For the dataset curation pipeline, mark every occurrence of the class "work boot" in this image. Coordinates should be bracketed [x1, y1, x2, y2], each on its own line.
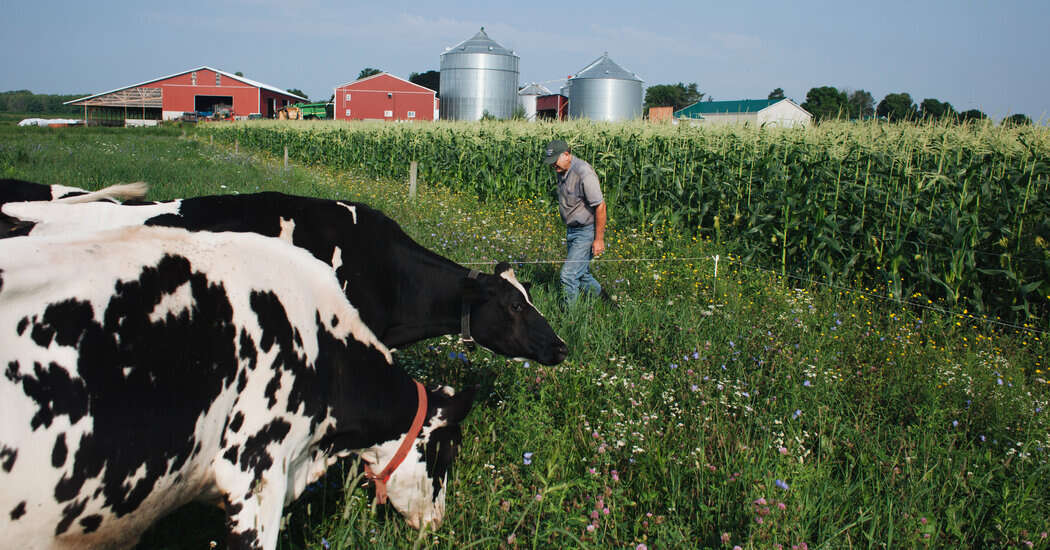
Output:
[599, 289, 619, 309]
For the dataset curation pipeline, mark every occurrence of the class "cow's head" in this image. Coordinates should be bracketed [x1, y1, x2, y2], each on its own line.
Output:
[384, 385, 477, 530]
[463, 262, 568, 365]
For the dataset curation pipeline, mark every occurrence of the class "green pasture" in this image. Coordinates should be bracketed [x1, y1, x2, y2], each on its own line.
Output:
[1, 124, 1048, 549]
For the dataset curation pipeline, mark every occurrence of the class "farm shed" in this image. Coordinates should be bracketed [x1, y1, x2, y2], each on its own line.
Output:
[518, 83, 552, 122]
[333, 73, 438, 122]
[536, 94, 568, 121]
[65, 67, 305, 126]
[648, 106, 674, 122]
[674, 98, 812, 127]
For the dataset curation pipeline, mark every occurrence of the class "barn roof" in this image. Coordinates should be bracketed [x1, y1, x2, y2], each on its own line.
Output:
[65, 66, 307, 105]
[672, 98, 810, 118]
[334, 72, 437, 94]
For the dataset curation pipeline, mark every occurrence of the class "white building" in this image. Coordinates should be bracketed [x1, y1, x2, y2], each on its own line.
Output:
[674, 98, 812, 127]
[518, 83, 552, 121]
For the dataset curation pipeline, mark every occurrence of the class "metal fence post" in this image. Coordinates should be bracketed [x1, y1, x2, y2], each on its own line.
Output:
[284, 146, 289, 169]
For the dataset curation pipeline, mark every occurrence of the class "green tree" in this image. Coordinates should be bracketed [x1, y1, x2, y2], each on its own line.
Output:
[235, 71, 244, 77]
[409, 70, 440, 96]
[286, 89, 308, 100]
[767, 88, 785, 100]
[958, 109, 988, 122]
[919, 98, 954, 120]
[0, 90, 84, 115]
[801, 86, 848, 122]
[644, 82, 704, 112]
[877, 92, 917, 121]
[846, 89, 875, 119]
[1004, 113, 1032, 126]
[357, 67, 382, 80]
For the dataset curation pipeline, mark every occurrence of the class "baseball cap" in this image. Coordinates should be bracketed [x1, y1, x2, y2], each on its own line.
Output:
[542, 139, 569, 165]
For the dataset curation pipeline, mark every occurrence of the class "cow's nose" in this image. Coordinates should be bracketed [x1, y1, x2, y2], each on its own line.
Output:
[410, 515, 441, 531]
[550, 342, 569, 365]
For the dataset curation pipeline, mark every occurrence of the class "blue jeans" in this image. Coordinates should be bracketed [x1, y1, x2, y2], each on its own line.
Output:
[562, 224, 602, 304]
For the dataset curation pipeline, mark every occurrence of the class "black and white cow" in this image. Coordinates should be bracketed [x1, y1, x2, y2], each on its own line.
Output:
[0, 226, 476, 550]
[3, 191, 569, 364]
[0, 178, 147, 205]
[1, 179, 148, 237]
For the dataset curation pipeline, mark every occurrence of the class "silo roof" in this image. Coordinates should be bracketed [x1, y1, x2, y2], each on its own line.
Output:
[572, 53, 642, 81]
[444, 27, 516, 56]
[519, 83, 552, 96]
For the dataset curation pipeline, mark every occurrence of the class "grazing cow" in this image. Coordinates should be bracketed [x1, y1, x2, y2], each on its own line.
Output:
[0, 226, 476, 550]
[3, 192, 569, 365]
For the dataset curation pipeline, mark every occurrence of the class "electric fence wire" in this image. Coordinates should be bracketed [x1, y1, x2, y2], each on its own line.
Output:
[460, 254, 1049, 336]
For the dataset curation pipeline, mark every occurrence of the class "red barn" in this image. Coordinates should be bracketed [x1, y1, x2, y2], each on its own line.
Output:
[66, 66, 306, 126]
[537, 94, 568, 121]
[334, 73, 437, 122]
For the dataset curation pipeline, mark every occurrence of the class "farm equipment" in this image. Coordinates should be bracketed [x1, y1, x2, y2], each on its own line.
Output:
[278, 102, 332, 120]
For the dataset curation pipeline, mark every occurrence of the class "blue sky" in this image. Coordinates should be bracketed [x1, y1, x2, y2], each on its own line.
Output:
[3, 0, 1047, 121]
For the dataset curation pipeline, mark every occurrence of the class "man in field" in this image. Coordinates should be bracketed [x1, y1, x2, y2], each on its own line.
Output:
[543, 139, 611, 306]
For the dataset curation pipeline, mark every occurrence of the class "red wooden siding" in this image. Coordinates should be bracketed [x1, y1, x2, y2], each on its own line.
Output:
[334, 73, 436, 121]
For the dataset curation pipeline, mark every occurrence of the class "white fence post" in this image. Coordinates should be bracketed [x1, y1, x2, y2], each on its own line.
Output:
[409, 161, 418, 199]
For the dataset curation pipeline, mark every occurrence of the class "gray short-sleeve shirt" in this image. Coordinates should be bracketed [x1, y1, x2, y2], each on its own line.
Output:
[556, 157, 604, 227]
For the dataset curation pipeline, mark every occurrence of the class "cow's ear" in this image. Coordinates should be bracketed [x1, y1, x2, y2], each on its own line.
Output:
[444, 385, 478, 423]
[493, 261, 511, 275]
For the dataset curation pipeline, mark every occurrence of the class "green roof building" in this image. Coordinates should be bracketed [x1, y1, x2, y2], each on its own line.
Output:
[674, 98, 812, 127]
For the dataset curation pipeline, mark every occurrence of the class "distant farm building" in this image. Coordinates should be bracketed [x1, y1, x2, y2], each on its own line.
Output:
[648, 106, 674, 122]
[536, 94, 568, 121]
[65, 67, 305, 126]
[333, 73, 438, 122]
[439, 27, 520, 121]
[674, 99, 812, 127]
[518, 83, 552, 122]
[564, 53, 643, 121]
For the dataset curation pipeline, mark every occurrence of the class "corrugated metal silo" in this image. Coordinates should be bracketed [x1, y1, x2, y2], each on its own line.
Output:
[566, 53, 643, 121]
[518, 83, 551, 122]
[439, 27, 520, 120]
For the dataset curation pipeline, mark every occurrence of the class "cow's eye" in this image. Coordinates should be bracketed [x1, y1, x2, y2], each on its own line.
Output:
[511, 303, 524, 313]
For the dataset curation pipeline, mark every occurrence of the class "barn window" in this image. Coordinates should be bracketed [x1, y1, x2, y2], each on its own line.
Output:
[216, 73, 221, 86]
[345, 93, 351, 102]
[191, 72, 197, 85]
[384, 110, 393, 118]
[345, 109, 351, 117]
[407, 111, 416, 118]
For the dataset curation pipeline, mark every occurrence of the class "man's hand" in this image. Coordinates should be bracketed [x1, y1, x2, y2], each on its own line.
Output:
[592, 237, 605, 257]
[593, 202, 607, 257]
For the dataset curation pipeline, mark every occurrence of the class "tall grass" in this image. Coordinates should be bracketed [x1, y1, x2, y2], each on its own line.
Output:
[2, 125, 1048, 549]
[206, 119, 1050, 327]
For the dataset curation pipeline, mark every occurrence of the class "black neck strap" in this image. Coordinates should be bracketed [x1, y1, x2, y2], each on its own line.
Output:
[461, 270, 480, 350]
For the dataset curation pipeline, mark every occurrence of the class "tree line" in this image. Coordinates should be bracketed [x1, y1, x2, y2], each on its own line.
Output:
[0, 90, 86, 115]
[643, 82, 1033, 125]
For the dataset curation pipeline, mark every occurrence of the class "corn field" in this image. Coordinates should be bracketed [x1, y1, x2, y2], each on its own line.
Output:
[205, 119, 1050, 326]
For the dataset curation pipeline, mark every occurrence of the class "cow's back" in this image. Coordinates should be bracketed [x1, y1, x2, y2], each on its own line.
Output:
[0, 226, 390, 549]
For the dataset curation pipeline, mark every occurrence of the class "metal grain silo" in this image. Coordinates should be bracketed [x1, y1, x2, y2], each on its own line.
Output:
[439, 27, 519, 120]
[566, 53, 643, 121]
[518, 83, 551, 122]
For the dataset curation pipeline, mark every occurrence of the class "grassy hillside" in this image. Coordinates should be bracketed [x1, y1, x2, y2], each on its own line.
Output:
[1, 124, 1047, 549]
